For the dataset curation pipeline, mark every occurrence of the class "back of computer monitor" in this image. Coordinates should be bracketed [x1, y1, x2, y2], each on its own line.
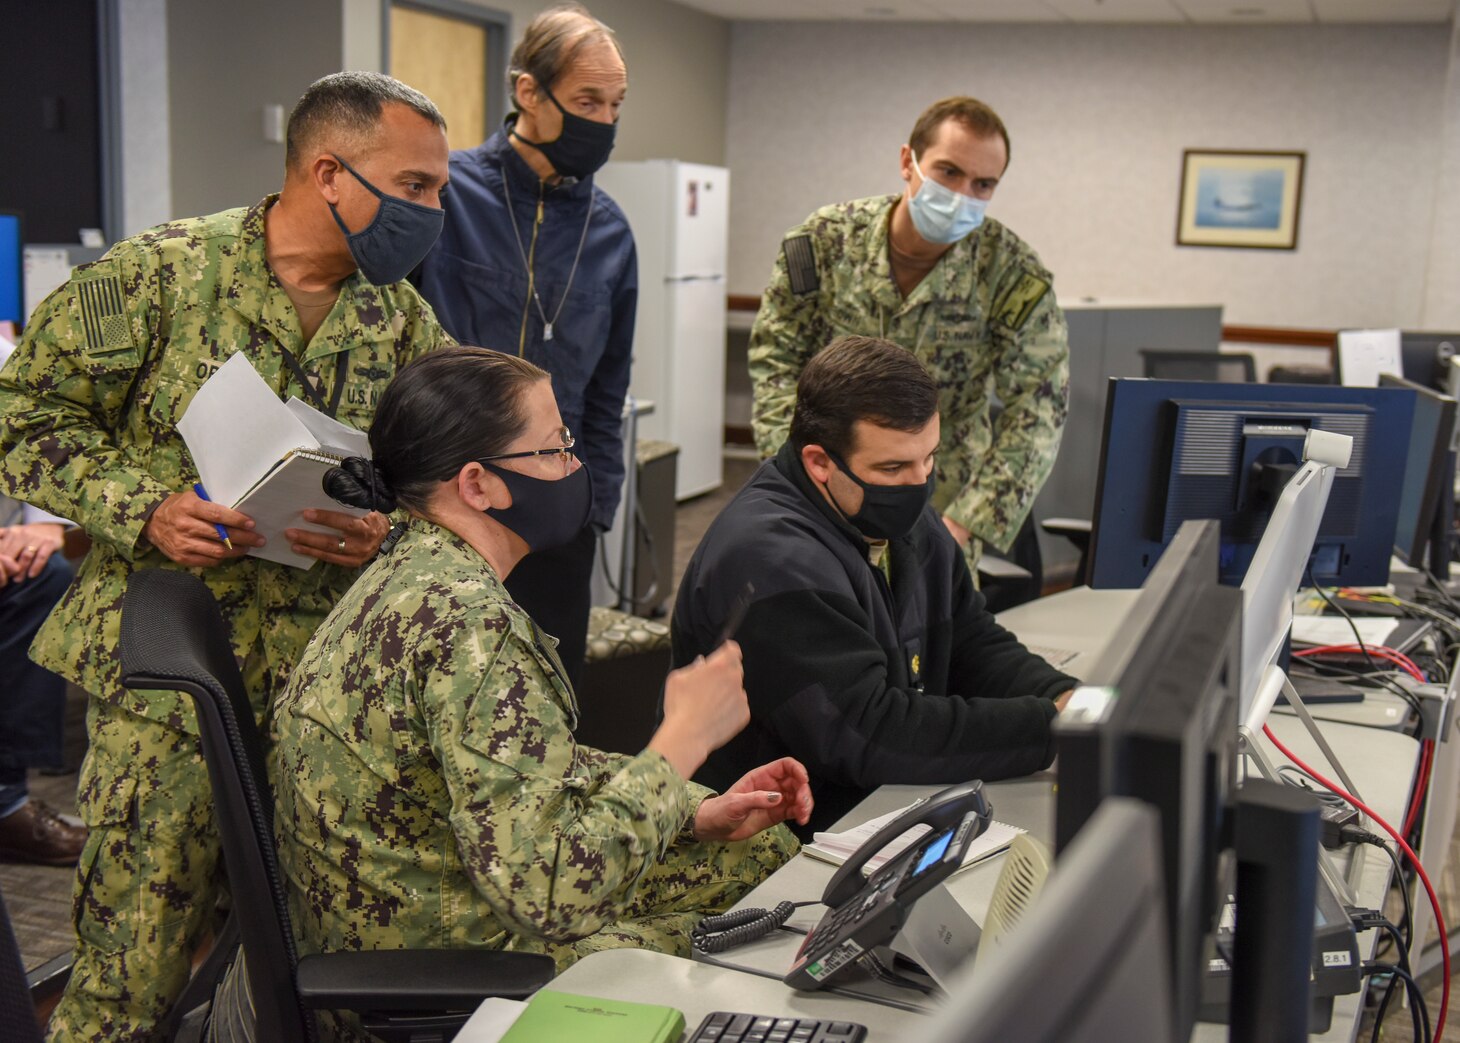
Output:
[1379, 373, 1456, 570]
[1054, 518, 1240, 1042]
[1088, 378, 1413, 590]
[1239, 458, 1335, 733]
[1401, 331, 1460, 391]
[924, 798, 1175, 1043]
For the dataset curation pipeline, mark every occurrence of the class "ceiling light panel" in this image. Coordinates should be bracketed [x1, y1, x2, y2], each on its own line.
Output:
[1172, 0, 1316, 22]
[921, 0, 1065, 19]
[1040, 0, 1187, 22]
[1311, 0, 1453, 22]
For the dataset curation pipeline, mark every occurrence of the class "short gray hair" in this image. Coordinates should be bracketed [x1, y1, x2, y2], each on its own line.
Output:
[507, 3, 622, 109]
[286, 72, 446, 170]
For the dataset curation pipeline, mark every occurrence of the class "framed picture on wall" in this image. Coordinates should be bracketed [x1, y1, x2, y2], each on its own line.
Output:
[1175, 150, 1306, 250]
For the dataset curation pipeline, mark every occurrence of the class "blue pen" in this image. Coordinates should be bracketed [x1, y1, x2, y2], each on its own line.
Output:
[192, 482, 234, 551]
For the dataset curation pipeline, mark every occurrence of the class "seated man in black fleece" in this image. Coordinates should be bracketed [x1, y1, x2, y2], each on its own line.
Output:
[672, 335, 1077, 836]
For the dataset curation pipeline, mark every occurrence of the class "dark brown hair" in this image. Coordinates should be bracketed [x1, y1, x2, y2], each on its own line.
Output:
[507, 3, 623, 109]
[325, 348, 547, 514]
[286, 71, 445, 172]
[788, 336, 940, 459]
[908, 96, 1010, 167]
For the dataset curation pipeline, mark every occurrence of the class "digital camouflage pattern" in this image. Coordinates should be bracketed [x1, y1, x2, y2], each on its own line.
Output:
[274, 519, 797, 1042]
[748, 195, 1070, 555]
[0, 196, 452, 1042]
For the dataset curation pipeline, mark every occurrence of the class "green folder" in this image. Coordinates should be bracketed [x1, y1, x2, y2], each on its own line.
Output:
[500, 990, 686, 1043]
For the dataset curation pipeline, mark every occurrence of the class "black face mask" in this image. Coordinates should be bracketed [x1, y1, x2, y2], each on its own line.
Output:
[328, 155, 444, 285]
[824, 449, 935, 542]
[483, 462, 593, 553]
[511, 89, 617, 180]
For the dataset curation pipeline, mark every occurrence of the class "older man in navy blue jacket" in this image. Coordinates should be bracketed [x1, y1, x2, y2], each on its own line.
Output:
[415, 4, 636, 684]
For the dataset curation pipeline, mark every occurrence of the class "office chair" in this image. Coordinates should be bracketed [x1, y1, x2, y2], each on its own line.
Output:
[1140, 349, 1257, 382]
[118, 569, 555, 1043]
[978, 513, 1044, 611]
[0, 881, 42, 1043]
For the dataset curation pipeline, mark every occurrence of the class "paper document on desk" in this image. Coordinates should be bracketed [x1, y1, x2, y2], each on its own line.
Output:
[1290, 616, 1399, 647]
[176, 353, 370, 570]
[804, 802, 1023, 877]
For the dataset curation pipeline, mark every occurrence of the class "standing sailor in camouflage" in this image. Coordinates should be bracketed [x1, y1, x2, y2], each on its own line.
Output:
[749, 96, 1069, 575]
[0, 73, 452, 1041]
[271, 349, 805, 1040]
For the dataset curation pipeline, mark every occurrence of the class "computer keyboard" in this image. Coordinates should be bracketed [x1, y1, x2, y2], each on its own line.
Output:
[688, 1011, 867, 1043]
[1026, 643, 1081, 670]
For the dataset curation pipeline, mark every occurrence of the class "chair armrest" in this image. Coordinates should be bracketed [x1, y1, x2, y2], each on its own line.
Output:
[296, 948, 555, 1011]
[1040, 517, 1092, 538]
[977, 554, 1033, 582]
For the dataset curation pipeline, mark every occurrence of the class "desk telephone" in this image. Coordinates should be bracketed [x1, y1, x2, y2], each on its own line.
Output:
[783, 780, 992, 991]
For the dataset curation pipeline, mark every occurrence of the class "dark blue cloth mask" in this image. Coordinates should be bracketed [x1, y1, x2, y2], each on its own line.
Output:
[328, 154, 444, 286]
[509, 91, 617, 180]
[483, 462, 593, 553]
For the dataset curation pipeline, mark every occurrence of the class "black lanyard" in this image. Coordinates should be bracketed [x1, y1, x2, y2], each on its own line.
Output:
[280, 348, 347, 419]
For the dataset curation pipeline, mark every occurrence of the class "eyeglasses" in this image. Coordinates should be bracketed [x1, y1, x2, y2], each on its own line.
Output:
[479, 427, 577, 477]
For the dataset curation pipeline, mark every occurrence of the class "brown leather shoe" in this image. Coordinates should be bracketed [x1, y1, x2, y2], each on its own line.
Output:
[0, 799, 87, 865]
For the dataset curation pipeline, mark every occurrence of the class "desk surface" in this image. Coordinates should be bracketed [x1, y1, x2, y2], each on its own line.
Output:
[546, 587, 1421, 1041]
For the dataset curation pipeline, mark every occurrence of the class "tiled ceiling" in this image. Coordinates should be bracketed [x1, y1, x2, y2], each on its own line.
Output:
[667, 0, 1454, 23]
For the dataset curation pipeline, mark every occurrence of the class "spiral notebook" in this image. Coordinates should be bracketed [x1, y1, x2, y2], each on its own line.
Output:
[230, 446, 368, 569]
[177, 353, 372, 569]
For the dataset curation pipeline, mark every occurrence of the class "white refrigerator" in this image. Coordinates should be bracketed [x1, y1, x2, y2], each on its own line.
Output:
[594, 159, 728, 500]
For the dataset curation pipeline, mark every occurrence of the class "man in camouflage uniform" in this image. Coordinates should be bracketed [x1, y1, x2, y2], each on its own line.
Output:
[749, 96, 1069, 572]
[0, 73, 452, 1040]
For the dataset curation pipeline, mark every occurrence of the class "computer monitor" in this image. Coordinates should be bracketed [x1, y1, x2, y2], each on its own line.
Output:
[0, 211, 21, 327]
[1400, 330, 1460, 392]
[1088, 378, 1415, 589]
[924, 798, 1175, 1043]
[1240, 452, 1342, 734]
[1054, 519, 1241, 1041]
[1380, 373, 1456, 576]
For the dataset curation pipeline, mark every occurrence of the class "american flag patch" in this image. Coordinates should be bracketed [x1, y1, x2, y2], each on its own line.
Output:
[77, 274, 133, 355]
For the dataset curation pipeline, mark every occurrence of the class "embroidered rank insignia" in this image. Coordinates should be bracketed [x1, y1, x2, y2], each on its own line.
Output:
[993, 271, 1051, 331]
[783, 235, 819, 296]
[76, 272, 134, 356]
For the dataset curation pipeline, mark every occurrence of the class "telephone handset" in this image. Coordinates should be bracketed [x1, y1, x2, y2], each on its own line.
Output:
[785, 780, 992, 991]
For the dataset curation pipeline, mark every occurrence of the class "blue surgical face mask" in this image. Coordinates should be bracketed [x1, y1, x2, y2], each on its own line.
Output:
[905, 151, 987, 245]
[328, 154, 445, 286]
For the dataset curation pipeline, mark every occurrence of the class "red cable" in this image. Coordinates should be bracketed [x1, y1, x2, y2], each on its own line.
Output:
[1262, 723, 1449, 1042]
[1403, 740, 1435, 841]
[1292, 644, 1427, 684]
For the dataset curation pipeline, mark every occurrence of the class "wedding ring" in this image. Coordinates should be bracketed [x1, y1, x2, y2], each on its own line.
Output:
[337, 538, 347, 553]
[24, 545, 36, 554]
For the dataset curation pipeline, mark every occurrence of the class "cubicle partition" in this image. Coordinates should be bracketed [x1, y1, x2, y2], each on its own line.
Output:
[1034, 302, 1224, 572]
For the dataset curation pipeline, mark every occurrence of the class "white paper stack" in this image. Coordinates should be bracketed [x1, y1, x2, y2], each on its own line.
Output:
[803, 801, 1024, 877]
[176, 353, 373, 570]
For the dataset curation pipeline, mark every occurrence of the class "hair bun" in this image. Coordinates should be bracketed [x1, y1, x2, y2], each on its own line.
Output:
[323, 456, 398, 513]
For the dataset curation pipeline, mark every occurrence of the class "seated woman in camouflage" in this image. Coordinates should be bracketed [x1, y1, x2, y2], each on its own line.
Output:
[271, 347, 808, 996]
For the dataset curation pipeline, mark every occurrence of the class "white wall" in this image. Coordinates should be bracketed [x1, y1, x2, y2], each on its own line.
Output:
[1422, 18, 1460, 328]
[726, 22, 1454, 329]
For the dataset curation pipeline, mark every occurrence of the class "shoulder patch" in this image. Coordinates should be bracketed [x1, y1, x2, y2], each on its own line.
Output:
[992, 270, 1051, 331]
[783, 235, 819, 296]
[75, 269, 135, 357]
